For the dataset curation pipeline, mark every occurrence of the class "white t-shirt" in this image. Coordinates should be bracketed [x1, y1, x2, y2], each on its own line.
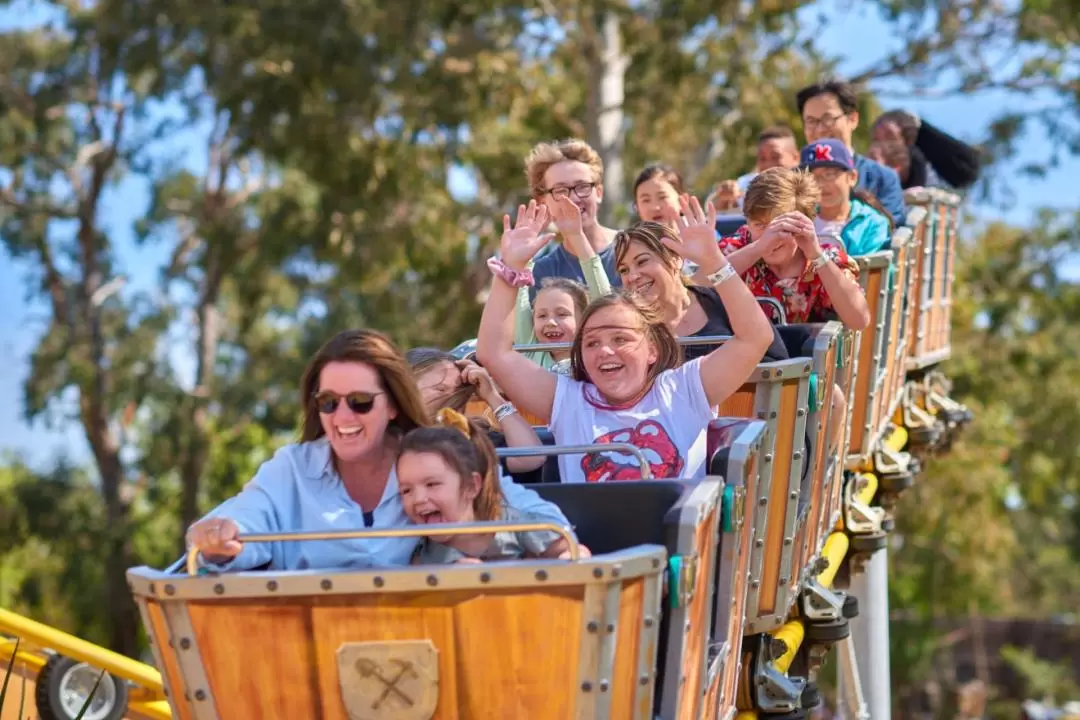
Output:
[814, 216, 847, 244]
[548, 358, 717, 483]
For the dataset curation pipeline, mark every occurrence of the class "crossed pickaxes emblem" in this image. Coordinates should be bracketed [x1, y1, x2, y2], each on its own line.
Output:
[337, 640, 439, 720]
[355, 658, 417, 709]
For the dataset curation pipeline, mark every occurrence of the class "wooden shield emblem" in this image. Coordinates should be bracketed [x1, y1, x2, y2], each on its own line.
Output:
[337, 640, 440, 720]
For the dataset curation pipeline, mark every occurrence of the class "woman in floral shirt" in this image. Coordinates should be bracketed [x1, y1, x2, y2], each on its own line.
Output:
[715, 167, 871, 330]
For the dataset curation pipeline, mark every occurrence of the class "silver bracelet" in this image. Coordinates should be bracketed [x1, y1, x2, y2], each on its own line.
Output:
[493, 402, 518, 422]
[706, 263, 737, 286]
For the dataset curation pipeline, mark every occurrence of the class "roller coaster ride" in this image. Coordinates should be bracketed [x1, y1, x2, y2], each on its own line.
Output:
[2, 187, 971, 719]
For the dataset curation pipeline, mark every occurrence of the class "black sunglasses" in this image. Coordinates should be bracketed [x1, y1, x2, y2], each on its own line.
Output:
[313, 390, 384, 415]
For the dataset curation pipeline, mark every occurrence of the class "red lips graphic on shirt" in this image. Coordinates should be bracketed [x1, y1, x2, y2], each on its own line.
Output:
[581, 420, 685, 482]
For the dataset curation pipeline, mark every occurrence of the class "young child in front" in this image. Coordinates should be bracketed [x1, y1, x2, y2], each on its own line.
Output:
[398, 408, 589, 564]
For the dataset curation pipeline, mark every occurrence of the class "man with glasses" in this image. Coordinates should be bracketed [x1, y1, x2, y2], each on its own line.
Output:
[522, 139, 622, 298]
[796, 79, 907, 224]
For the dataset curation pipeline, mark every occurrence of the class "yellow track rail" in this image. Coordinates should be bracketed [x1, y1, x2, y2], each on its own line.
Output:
[1, 608, 171, 719]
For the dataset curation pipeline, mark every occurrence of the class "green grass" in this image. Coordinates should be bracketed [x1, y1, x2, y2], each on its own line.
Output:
[1, 637, 107, 720]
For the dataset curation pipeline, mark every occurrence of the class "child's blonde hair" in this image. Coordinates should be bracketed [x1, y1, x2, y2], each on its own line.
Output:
[743, 166, 819, 223]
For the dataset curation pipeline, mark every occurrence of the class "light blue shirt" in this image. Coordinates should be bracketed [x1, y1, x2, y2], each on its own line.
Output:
[171, 437, 570, 573]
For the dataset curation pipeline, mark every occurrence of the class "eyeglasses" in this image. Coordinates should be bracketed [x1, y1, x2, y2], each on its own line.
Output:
[313, 390, 384, 415]
[803, 113, 847, 130]
[545, 182, 596, 201]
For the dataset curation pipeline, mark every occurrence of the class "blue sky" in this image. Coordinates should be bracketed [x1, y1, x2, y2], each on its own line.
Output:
[1, 1, 1077, 469]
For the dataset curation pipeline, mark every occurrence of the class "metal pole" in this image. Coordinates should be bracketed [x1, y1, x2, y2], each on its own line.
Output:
[849, 549, 892, 719]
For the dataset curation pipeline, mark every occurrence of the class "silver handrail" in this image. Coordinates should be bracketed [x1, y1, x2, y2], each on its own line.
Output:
[495, 442, 653, 480]
[757, 296, 787, 325]
[511, 334, 734, 353]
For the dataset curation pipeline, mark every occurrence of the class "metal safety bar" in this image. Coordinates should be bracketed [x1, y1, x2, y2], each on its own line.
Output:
[512, 334, 734, 353]
[495, 441, 654, 480]
[185, 521, 582, 575]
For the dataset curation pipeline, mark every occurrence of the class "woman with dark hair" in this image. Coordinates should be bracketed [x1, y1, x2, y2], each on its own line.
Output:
[183, 329, 565, 571]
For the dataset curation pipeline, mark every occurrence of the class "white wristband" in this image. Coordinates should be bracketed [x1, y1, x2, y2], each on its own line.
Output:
[706, 264, 737, 286]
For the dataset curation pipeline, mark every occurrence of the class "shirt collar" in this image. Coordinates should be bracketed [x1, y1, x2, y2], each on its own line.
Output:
[305, 436, 401, 510]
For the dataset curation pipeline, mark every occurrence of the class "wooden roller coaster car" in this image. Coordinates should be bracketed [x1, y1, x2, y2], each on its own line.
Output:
[126, 422, 768, 720]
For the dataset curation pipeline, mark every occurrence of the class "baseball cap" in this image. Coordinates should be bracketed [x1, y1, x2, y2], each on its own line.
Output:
[800, 138, 855, 171]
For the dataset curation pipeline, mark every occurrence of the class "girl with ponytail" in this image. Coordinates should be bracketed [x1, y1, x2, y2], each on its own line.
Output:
[397, 408, 589, 564]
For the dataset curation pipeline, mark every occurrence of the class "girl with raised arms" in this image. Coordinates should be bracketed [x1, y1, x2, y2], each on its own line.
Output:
[476, 199, 776, 484]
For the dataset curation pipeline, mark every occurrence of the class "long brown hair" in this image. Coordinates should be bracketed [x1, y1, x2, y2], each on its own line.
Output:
[299, 329, 431, 442]
[399, 409, 503, 522]
[570, 291, 683, 389]
[406, 347, 477, 412]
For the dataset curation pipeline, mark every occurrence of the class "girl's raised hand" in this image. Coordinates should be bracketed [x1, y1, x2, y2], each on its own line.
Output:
[661, 195, 725, 270]
[500, 200, 553, 270]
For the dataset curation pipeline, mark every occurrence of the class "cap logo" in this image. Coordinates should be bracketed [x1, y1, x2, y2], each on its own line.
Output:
[814, 144, 834, 161]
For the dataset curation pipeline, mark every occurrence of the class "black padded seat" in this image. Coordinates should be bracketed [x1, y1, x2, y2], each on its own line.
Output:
[776, 322, 825, 359]
[490, 428, 559, 485]
[525, 481, 692, 556]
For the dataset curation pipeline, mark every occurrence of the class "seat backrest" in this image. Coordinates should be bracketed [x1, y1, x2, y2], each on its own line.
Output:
[490, 428, 559, 485]
[526, 481, 692, 555]
[776, 322, 824, 359]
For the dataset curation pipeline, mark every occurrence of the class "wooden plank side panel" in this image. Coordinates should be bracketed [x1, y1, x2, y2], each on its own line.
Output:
[848, 270, 883, 456]
[702, 656, 723, 720]
[757, 382, 798, 617]
[723, 442, 757, 707]
[189, 600, 321, 720]
[678, 506, 720, 719]
[146, 600, 194, 720]
[905, 217, 927, 357]
[719, 386, 756, 418]
[611, 579, 645, 720]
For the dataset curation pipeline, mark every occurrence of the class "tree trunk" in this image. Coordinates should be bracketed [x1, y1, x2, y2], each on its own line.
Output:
[583, 9, 628, 227]
[81, 392, 139, 657]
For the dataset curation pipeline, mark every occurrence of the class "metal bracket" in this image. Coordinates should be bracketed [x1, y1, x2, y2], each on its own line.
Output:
[800, 579, 847, 622]
[872, 440, 911, 477]
[844, 477, 886, 535]
[753, 636, 806, 713]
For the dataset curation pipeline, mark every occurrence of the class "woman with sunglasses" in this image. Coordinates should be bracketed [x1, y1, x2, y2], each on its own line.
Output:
[181, 329, 568, 572]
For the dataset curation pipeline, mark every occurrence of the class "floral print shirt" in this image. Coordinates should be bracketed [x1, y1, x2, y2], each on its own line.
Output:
[718, 226, 862, 324]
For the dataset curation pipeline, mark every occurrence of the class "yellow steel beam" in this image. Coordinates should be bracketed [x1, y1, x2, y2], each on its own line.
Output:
[0, 608, 164, 695]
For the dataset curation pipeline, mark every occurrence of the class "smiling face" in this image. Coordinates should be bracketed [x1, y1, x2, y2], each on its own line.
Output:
[811, 167, 857, 212]
[801, 92, 858, 146]
[541, 160, 603, 229]
[634, 176, 681, 223]
[397, 450, 480, 530]
[533, 287, 578, 345]
[316, 361, 397, 463]
[579, 304, 659, 404]
[617, 239, 681, 305]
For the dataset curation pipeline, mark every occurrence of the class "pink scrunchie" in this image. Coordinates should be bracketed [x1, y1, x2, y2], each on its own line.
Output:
[487, 256, 535, 288]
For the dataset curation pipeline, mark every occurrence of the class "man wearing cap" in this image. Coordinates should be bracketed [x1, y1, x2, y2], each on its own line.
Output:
[796, 79, 907, 224]
[800, 138, 892, 257]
